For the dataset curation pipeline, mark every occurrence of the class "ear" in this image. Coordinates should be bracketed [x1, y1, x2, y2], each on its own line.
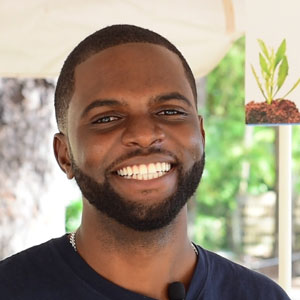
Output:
[53, 133, 74, 179]
[198, 115, 205, 146]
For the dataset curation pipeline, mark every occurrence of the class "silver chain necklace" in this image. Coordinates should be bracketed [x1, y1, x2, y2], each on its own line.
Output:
[69, 231, 77, 252]
[69, 232, 198, 256]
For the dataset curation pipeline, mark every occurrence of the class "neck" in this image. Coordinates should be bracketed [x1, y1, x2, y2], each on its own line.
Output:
[75, 200, 197, 300]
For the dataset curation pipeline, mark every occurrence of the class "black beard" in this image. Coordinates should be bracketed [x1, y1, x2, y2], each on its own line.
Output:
[71, 152, 205, 232]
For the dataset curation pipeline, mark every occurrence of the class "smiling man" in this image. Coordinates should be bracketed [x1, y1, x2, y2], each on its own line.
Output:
[0, 25, 290, 300]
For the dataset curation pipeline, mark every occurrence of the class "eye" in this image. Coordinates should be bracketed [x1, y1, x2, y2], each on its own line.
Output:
[157, 109, 186, 116]
[92, 115, 120, 124]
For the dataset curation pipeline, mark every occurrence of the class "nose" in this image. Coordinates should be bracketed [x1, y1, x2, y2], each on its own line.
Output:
[121, 115, 165, 148]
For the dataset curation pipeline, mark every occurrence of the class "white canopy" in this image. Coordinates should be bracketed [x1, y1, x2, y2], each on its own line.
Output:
[0, 0, 245, 78]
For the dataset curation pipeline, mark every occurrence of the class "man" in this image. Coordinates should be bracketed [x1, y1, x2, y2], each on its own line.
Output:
[0, 25, 290, 300]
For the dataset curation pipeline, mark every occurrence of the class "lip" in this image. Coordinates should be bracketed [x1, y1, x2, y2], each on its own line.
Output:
[109, 154, 177, 174]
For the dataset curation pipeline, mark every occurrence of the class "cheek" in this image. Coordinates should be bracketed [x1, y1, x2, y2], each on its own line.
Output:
[167, 124, 203, 165]
[189, 132, 204, 159]
[73, 131, 123, 178]
[70, 131, 107, 173]
[81, 145, 105, 171]
[183, 136, 203, 169]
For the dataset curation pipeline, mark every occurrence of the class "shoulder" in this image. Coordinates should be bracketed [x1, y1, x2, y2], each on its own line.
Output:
[199, 247, 290, 299]
[0, 239, 52, 270]
[0, 235, 67, 298]
[0, 237, 59, 271]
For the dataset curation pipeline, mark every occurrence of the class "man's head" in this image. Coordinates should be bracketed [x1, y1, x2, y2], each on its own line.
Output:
[54, 24, 205, 232]
[54, 24, 197, 133]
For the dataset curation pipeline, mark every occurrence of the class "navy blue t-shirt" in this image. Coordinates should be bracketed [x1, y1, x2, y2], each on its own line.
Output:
[0, 235, 290, 299]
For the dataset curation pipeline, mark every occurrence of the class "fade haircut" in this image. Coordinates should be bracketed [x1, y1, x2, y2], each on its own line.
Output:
[54, 24, 197, 133]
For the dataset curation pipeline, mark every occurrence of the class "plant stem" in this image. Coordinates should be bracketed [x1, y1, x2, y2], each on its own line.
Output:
[251, 65, 268, 102]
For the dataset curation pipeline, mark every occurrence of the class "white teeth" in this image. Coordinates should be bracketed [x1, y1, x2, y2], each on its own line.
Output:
[133, 165, 139, 174]
[127, 166, 133, 176]
[139, 164, 147, 175]
[155, 162, 162, 172]
[148, 163, 156, 173]
[117, 162, 172, 180]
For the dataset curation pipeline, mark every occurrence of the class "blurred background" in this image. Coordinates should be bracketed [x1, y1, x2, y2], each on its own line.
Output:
[0, 0, 299, 298]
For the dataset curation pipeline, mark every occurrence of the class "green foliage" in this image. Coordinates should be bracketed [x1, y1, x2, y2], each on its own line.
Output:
[246, 128, 276, 195]
[65, 198, 82, 233]
[196, 37, 246, 249]
[194, 216, 226, 250]
[195, 37, 277, 250]
[251, 39, 300, 104]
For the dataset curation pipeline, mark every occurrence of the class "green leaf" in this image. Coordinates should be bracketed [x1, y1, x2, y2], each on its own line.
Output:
[251, 64, 268, 101]
[257, 39, 270, 59]
[281, 78, 300, 99]
[259, 53, 270, 77]
[277, 55, 288, 92]
[270, 49, 275, 69]
[274, 39, 286, 68]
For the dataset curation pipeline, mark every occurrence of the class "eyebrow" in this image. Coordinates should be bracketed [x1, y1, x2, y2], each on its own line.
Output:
[80, 99, 127, 119]
[150, 92, 192, 107]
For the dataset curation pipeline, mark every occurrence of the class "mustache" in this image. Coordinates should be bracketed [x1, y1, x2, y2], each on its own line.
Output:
[106, 147, 179, 174]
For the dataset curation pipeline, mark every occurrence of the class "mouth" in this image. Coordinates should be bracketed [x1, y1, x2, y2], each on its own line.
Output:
[115, 162, 172, 181]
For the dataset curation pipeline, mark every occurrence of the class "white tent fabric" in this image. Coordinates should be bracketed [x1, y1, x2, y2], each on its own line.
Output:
[0, 0, 245, 78]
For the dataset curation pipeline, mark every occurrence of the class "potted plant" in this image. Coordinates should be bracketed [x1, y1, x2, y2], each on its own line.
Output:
[246, 39, 300, 124]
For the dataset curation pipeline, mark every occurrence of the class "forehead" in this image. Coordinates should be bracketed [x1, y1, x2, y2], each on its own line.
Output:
[71, 42, 194, 110]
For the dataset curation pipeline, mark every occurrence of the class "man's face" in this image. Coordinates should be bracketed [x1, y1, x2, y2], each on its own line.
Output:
[62, 43, 205, 230]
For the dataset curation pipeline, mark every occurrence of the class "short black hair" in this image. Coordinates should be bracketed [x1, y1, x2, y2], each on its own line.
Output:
[54, 24, 197, 133]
